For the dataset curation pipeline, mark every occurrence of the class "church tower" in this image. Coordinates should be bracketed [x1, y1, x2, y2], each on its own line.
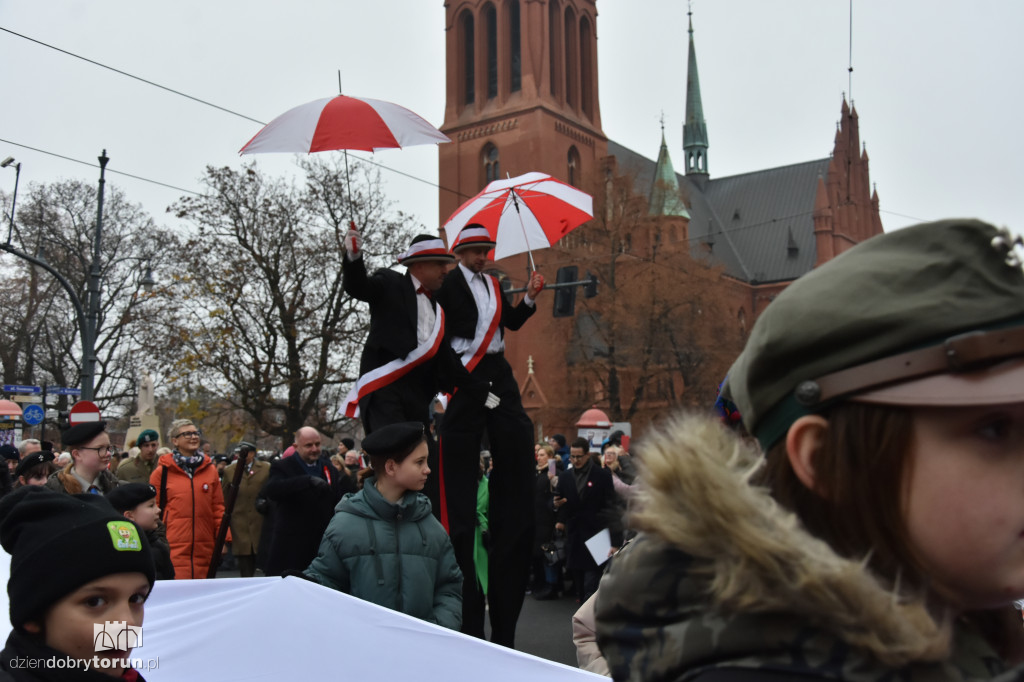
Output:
[438, 0, 608, 228]
[682, 11, 709, 181]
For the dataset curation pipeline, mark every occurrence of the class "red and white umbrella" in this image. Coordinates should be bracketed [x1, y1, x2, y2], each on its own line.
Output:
[443, 172, 593, 268]
[239, 95, 450, 154]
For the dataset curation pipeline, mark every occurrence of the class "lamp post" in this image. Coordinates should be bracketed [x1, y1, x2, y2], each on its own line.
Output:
[1, 156, 19, 244]
[0, 150, 154, 402]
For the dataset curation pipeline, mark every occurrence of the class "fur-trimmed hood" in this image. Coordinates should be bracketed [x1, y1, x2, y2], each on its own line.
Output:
[594, 414, 1006, 681]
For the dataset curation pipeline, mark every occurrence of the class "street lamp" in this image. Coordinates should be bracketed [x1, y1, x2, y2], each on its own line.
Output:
[1, 156, 20, 245]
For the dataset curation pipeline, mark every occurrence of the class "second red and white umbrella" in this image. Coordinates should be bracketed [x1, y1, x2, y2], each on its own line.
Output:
[239, 95, 450, 155]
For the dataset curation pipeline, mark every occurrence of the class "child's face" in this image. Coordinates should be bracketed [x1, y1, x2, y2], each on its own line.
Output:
[25, 572, 150, 676]
[126, 498, 160, 532]
[391, 442, 430, 493]
[903, 402, 1024, 610]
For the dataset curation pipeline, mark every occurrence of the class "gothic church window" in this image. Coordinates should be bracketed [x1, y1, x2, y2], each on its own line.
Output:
[568, 146, 580, 187]
[483, 144, 500, 184]
[548, 0, 561, 98]
[461, 10, 475, 105]
[580, 16, 593, 118]
[509, 0, 521, 93]
[564, 6, 578, 108]
[485, 4, 498, 100]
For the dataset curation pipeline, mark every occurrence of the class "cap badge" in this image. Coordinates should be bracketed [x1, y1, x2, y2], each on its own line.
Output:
[991, 227, 1024, 268]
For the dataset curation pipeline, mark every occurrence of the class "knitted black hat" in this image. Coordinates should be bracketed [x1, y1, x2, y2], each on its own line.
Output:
[0, 445, 18, 462]
[13, 450, 54, 480]
[106, 483, 157, 514]
[61, 421, 107, 447]
[340, 438, 355, 450]
[0, 487, 155, 628]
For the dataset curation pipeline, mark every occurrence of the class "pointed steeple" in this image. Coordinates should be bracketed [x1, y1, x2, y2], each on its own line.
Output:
[683, 9, 709, 177]
[649, 125, 690, 218]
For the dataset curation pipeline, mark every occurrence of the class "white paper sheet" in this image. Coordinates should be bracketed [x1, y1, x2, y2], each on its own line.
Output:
[584, 528, 612, 566]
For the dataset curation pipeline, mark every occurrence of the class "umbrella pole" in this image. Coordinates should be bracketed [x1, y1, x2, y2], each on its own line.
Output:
[509, 189, 537, 273]
[338, 70, 354, 221]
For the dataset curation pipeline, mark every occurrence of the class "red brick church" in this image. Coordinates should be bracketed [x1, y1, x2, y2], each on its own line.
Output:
[437, 0, 883, 439]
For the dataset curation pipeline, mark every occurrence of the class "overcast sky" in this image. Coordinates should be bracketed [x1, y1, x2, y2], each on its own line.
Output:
[1, 1, 1021, 242]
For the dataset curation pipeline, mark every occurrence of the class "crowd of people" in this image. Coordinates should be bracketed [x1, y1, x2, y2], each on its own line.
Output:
[2, 218, 1024, 680]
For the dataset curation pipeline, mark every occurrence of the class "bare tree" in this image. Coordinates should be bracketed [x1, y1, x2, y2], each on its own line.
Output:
[565, 169, 742, 425]
[153, 157, 418, 445]
[0, 180, 179, 414]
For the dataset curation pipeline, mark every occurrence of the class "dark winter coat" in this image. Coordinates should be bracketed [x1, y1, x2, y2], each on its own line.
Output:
[554, 460, 619, 572]
[533, 463, 560, 553]
[304, 476, 463, 630]
[261, 454, 351, 576]
[147, 524, 175, 580]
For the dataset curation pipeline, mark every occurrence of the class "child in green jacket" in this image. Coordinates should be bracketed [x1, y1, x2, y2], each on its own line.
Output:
[304, 422, 463, 629]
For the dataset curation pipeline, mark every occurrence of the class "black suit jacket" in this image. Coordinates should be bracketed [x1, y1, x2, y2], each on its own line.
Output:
[343, 255, 484, 397]
[260, 454, 352, 576]
[435, 266, 536, 343]
[555, 463, 621, 571]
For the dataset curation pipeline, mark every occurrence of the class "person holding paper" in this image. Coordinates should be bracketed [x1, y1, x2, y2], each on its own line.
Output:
[554, 438, 620, 603]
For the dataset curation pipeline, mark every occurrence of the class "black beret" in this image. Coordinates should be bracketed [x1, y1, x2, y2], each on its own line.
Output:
[361, 422, 425, 459]
[106, 483, 157, 514]
[61, 421, 107, 447]
[0, 445, 19, 462]
[13, 451, 54, 479]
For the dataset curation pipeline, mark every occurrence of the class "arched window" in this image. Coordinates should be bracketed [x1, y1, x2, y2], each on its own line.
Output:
[580, 16, 593, 118]
[567, 146, 580, 187]
[564, 7, 578, 108]
[461, 10, 475, 105]
[483, 144, 500, 184]
[548, 0, 561, 98]
[485, 4, 498, 100]
[509, 0, 521, 93]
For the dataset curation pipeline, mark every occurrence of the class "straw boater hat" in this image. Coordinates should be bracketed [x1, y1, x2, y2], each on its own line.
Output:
[397, 234, 455, 266]
[450, 224, 496, 254]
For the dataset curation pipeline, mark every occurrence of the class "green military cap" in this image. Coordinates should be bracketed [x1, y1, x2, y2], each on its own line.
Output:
[137, 429, 159, 445]
[726, 219, 1024, 450]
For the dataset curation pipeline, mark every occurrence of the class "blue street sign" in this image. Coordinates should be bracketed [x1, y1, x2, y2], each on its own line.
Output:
[45, 386, 81, 396]
[21, 404, 44, 426]
[2, 385, 41, 395]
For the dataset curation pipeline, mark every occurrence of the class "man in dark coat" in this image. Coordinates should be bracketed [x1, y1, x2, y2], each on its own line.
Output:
[261, 427, 352, 576]
[341, 227, 488, 513]
[434, 224, 545, 647]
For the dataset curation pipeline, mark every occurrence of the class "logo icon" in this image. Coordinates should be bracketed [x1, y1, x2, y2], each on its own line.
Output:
[93, 621, 143, 651]
[105, 521, 142, 552]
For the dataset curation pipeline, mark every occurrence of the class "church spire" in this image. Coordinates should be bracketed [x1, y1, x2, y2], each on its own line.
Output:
[649, 123, 690, 218]
[683, 8, 709, 177]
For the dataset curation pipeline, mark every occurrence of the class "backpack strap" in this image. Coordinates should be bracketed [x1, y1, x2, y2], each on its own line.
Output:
[159, 465, 169, 521]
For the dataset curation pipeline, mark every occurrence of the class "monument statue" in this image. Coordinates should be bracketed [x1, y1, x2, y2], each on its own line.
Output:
[137, 372, 155, 417]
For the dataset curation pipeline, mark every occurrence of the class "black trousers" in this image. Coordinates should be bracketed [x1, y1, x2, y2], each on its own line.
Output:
[359, 365, 442, 519]
[439, 353, 535, 647]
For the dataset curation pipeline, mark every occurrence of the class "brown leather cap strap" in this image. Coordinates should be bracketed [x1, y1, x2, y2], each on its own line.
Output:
[797, 325, 1024, 406]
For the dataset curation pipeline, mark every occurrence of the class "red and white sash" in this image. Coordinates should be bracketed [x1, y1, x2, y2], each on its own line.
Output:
[343, 308, 446, 418]
[461, 276, 504, 372]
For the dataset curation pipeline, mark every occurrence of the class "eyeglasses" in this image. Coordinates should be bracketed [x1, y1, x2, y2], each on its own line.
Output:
[174, 430, 202, 439]
[569, 453, 588, 460]
[78, 445, 115, 455]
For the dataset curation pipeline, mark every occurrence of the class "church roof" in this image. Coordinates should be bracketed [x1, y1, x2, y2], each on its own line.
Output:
[648, 132, 690, 218]
[609, 139, 830, 284]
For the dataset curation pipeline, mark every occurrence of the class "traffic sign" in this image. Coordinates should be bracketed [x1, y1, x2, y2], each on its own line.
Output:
[2, 385, 40, 395]
[46, 386, 81, 396]
[68, 400, 102, 426]
[22, 404, 44, 426]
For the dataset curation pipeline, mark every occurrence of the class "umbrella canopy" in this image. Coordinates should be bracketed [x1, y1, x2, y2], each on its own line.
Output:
[443, 172, 593, 262]
[239, 95, 450, 154]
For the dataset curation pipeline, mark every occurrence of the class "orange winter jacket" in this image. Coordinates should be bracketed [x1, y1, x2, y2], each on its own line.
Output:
[150, 452, 229, 579]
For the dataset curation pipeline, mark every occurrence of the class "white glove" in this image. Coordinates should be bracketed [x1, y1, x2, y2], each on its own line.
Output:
[485, 392, 500, 409]
[344, 222, 362, 261]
